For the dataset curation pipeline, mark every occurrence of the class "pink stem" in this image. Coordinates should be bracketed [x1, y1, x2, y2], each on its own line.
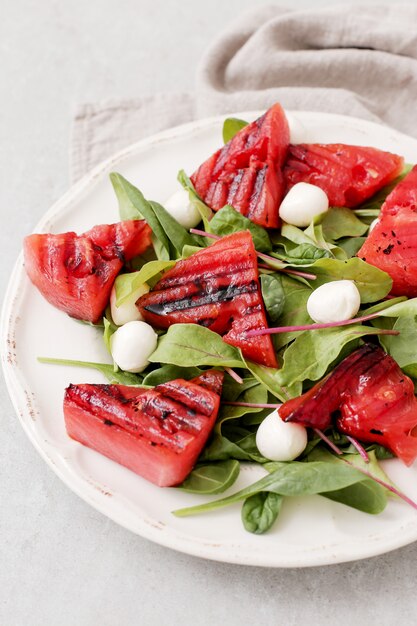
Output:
[223, 401, 282, 409]
[314, 428, 343, 455]
[346, 436, 370, 463]
[341, 458, 417, 511]
[245, 312, 398, 337]
[190, 229, 317, 280]
[224, 367, 243, 384]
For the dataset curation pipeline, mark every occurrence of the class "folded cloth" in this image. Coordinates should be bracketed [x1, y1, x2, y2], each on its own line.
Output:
[71, 3, 417, 182]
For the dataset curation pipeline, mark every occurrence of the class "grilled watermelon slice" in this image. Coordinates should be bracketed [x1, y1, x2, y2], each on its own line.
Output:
[64, 370, 224, 486]
[24, 220, 152, 323]
[191, 103, 289, 228]
[358, 165, 417, 296]
[136, 231, 278, 368]
[283, 143, 404, 207]
[280, 343, 417, 466]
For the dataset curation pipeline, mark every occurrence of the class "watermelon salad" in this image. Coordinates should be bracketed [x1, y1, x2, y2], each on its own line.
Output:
[25, 103, 417, 535]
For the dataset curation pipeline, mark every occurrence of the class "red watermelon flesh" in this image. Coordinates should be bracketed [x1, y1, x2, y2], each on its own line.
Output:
[191, 103, 290, 228]
[24, 220, 152, 323]
[63, 370, 224, 487]
[280, 343, 417, 466]
[283, 143, 404, 207]
[357, 165, 417, 296]
[136, 231, 278, 368]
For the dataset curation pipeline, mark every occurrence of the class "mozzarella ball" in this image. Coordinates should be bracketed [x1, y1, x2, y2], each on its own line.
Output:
[369, 218, 379, 232]
[307, 280, 361, 324]
[279, 182, 329, 227]
[164, 188, 201, 229]
[110, 320, 158, 373]
[256, 409, 307, 462]
[286, 113, 307, 144]
[110, 280, 150, 326]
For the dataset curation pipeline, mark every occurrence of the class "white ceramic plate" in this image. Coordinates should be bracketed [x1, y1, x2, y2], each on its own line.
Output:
[3, 111, 417, 568]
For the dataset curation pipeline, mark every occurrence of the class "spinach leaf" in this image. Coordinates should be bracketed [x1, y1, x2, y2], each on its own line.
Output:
[222, 117, 248, 143]
[110, 173, 204, 259]
[379, 316, 417, 368]
[260, 274, 285, 323]
[209, 205, 272, 252]
[142, 364, 203, 386]
[199, 432, 266, 463]
[173, 461, 369, 517]
[177, 169, 213, 226]
[324, 480, 386, 514]
[115, 260, 175, 306]
[182, 244, 204, 258]
[244, 358, 301, 402]
[377, 297, 417, 319]
[37, 357, 145, 386]
[241, 492, 283, 534]
[337, 236, 367, 258]
[179, 460, 240, 494]
[149, 324, 244, 368]
[277, 325, 392, 387]
[309, 257, 392, 303]
[272, 243, 331, 267]
[321, 206, 368, 240]
[269, 274, 312, 350]
[216, 382, 268, 431]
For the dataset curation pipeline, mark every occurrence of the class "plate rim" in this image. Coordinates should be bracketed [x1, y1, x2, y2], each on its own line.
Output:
[3, 110, 417, 568]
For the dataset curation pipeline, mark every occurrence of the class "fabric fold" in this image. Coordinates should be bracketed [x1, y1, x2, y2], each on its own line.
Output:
[71, 3, 417, 181]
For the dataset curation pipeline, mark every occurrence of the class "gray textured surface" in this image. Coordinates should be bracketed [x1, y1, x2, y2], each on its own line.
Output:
[2, 1, 417, 624]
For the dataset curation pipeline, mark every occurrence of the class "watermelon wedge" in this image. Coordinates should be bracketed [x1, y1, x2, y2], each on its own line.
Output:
[64, 370, 224, 486]
[280, 343, 417, 466]
[191, 103, 290, 228]
[136, 231, 278, 368]
[24, 220, 152, 323]
[283, 143, 404, 207]
[358, 165, 417, 296]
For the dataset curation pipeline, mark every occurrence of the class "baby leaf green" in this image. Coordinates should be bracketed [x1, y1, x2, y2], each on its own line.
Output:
[178, 460, 240, 494]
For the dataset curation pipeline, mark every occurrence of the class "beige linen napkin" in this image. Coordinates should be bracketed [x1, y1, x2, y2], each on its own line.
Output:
[71, 3, 417, 182]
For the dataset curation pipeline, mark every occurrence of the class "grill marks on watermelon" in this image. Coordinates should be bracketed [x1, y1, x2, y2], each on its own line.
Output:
[191, 103, 290, 228]
[358, 165, 417, 296]
[64, 371, 224, 487]
[280, 343, 417, 466]
[283, 143, 404, 207]
[137, 231, 278, 368]
[24, 220, 152, 323]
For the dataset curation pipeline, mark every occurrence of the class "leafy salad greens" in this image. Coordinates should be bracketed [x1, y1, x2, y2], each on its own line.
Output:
[40, 115, 417, 535]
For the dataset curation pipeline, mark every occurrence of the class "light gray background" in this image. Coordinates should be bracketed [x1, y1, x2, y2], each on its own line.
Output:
[2, 1, 417, 625]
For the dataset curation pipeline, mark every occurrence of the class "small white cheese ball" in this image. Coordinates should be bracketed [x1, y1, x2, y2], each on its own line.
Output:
[164, 188, 201, 229]
[279, 182, 329, 227]
[307, 280, 361, 324]
[369, 218, 379, 232]
[110, 280, 150, 326]
[286, 113, 307, 144]
[256, 409, 307, 462]
[110, 320, 158, 373]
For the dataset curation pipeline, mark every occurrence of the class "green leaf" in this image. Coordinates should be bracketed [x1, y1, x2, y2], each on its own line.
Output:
[272, 243, 331, 267]
[309, 257, 392, 303]
[244, 358, 301, 402]
[142, 364, 203, 386]
[150, 199, 204, 257]
[241, 492, 283, 534]
[379, 316, 417, 368]
[115, 260, 175, 306]
[277, 325, 392, 387]
[376, 297, 417, 319]
[181, 244, 204, 258]
[103, 317, 116, 356]
[222, 117, 248, 143]
[337, 236, 367, 258]
[149, 324, 244, 368]
[173, 461, 369, 517]
[209, 205, 272, 252]
[37, 357, 145, 385]
[177, 169, 213, 227]
[269, 274, 312, 350]
[216, 382, 268, 431]
[178, 460, 240, 494]
[260, 274, 285, 323]
[321, 206, 368, 240]
[199, 432, 266, 463]
[110, 173, 171, 257]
